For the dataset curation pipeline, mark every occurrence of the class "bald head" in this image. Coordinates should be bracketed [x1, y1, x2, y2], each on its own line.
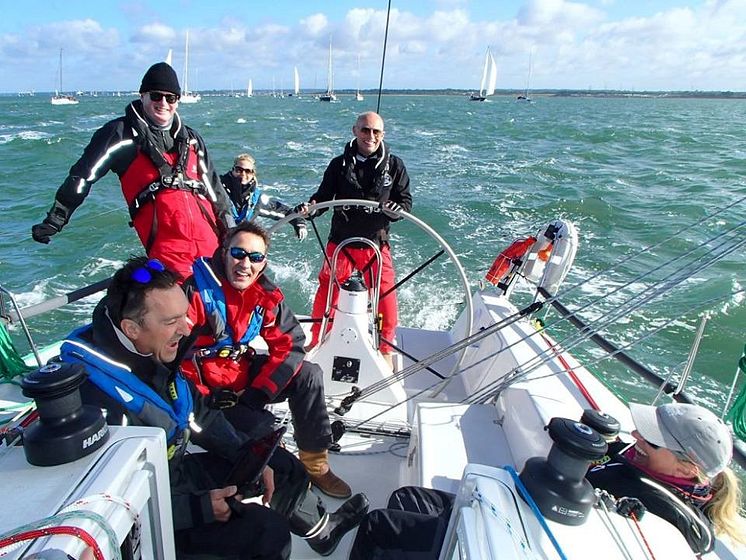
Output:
[353, 112, 385, 156]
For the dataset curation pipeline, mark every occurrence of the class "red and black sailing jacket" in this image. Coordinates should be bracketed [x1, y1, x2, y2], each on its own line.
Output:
[48, 100, 234, 278]
[181, 253, 306, 401]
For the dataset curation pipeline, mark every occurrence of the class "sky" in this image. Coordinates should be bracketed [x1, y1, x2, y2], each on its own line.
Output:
[1, 0, 746, 94]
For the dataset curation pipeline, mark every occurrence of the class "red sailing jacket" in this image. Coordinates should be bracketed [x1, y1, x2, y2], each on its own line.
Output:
[121, 148, 220, 278]
[182, 256, 306, 401]
[44, 100, 233, 280]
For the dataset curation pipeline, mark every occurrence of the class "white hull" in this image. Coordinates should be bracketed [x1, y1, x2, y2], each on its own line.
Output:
[50, 95, 79, 105]
[179, 92, 201, 104]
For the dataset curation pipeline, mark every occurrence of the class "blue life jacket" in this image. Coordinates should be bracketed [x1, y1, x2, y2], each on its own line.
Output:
[60, 325, 194, 459]
[192, 257, 264, 358]
[236, 186, 264, 223]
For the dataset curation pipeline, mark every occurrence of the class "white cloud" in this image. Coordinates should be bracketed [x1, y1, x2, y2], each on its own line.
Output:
[300, 13, 328, 37]
[132, 22, 176, 44]
[518, 0, 604, 27]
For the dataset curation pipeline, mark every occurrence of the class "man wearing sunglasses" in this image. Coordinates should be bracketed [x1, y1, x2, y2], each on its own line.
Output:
[59, 255, 369, 558]
[298, 111, 412, 370]
[220, 152, 307, 240]
[32, 62, 234, 280]
[58, 257, 291, 559]
[182, 222, 367, 532]
[181, 221, 355, 501]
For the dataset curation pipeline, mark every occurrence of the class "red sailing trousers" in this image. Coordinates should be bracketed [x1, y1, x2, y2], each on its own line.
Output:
[310, 242, 398, 353]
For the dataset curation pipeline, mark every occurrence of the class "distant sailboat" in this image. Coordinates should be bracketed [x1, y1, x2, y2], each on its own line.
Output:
[355, 54, 364, 101]
[292, 66, 300, 97]
[180, 31, 201, 104]
[319, 36, 337, 102]
[51, 49, 78, 106]
[247, 79, 253, 97]
[517, 51, 533, 103]
[165, 49, 173, 66]
[469, 47, 497, 102]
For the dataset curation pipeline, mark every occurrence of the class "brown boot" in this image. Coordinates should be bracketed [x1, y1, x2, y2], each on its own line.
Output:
[299, 449, 352, 499]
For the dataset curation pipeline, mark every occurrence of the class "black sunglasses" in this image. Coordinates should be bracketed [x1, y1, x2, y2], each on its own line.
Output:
[148, 91, 180, 104]
[229, 247, 266, 263]
[233, 166, 255, 174]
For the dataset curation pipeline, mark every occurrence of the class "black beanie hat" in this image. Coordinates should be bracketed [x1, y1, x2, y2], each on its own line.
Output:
[139, 62, 181, 95]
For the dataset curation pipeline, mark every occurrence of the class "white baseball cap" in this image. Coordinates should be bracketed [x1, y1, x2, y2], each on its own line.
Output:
[629, 402, 733, 478]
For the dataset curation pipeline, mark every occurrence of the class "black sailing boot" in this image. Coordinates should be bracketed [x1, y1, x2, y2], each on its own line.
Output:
[290, 492, 370, 556]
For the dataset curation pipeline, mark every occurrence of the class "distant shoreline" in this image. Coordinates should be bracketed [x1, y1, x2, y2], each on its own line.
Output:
[7, 89, 746, 100]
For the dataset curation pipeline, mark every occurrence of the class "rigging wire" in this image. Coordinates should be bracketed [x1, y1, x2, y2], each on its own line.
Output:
[348, 286, 744, 431]
[345, 220, 746, 403]
[376, 0, 393, 114]
[473, 233, 746, 400]
[344, 219, 746, 428]
[545, 194, 746, 305]
[476, 288, 746, 401]
[464, 231, 746, 404]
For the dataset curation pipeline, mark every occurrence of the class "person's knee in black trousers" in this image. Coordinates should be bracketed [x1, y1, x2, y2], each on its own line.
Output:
[175, 502, 291, 560]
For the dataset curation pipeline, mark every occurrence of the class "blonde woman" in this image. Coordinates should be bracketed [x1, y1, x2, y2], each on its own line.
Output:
[221, 153, 307, 240]
[587, 402, 746, 554]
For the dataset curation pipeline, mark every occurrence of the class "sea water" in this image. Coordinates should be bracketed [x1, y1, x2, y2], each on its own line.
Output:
[0, 93, 744, 413]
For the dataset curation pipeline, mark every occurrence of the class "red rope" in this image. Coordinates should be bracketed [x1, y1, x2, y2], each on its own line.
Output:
[0, 525, 105, 560]
[540, 332, 601, 411]
[630, 512, 658, 559]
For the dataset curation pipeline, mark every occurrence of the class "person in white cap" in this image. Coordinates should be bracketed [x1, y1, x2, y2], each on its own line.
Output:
[587, 402, 746, 554]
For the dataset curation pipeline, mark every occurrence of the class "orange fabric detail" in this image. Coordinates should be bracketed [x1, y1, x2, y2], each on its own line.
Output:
[485, 236, 536, 286]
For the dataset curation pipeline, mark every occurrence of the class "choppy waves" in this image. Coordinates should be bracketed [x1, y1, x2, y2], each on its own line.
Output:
[1, 93, 744, 410]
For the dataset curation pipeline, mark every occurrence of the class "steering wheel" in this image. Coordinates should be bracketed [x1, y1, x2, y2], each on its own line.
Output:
[268, 199, 474, 377]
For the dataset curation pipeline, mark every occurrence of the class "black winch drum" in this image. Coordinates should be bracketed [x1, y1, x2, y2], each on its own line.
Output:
[519, 417, 608, 526]
[580, 408, 621, 442]
[21, 362, 109, 466]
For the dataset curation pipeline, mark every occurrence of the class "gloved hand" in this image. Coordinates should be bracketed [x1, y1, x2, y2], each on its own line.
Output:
[32, 199, 71, 244]
[31, 221, 60, 244]
[381, 200, 403, 219]
[296, 224, 308, 241]
[293, 200, 318, 218]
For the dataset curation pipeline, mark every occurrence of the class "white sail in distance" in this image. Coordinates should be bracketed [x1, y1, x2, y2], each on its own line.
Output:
[480, 48, 498, 97]
[180, 31, 201, 103]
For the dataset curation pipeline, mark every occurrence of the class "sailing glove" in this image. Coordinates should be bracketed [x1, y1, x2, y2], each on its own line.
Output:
[31, 222, 60, 244]
[295, 223, 308, 241]
[32, 199, 71, 244]
[381, 200, 403, 219]
[293, 201, 320, 218]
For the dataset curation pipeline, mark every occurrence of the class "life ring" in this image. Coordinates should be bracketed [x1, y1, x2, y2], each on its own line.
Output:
[485, 236, 537, 286]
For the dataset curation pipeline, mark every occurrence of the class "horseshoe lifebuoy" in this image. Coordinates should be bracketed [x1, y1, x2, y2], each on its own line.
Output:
[485, 236, 537, 286]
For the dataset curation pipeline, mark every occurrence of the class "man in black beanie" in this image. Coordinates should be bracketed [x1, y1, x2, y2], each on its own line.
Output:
[32, 62, 234, 280]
